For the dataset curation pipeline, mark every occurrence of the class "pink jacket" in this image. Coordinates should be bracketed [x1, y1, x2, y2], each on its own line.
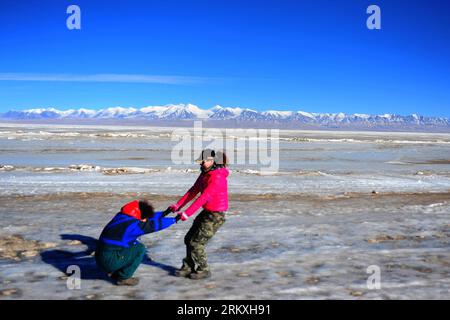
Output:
[174, 167, 229, 219]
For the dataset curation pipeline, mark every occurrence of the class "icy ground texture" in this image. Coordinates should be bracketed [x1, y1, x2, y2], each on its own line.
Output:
[0, 123, 449, 299]
[0, 192, 449, 299]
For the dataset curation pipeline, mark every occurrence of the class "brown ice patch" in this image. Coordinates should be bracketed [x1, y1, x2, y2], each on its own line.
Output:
[1, 191, 449, 213]
[67, 240, 82, 246]
[276, 270, 295, 278]
[305, 276, 321, 285]
[236, 272, 250, 277]
[121, 157, 148, 161]
[215, 244, 265, 255]
[0, 192, 179, 203]
[101, 167, 157, 175]
[366, 234, 429, 244]
[294, 170, 324, 176]
[348, 290, 364, 297]
[0, 235, 56, 261]
[409, 159, 450, 165]
[385, 263, 433, 274]
[0, 288, 22, 298]
[389, 159, 450, 165]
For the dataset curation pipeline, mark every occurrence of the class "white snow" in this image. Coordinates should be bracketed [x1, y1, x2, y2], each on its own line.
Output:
[1, 105, 448, 128]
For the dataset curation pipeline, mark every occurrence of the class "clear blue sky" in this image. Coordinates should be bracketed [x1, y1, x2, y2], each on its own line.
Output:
[0, 0, 449, 117]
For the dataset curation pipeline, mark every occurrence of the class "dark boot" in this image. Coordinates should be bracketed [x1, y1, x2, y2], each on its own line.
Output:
[116, 277, 140, 286]
[174, 267, 192, 278]
[189, 270, 211, 280]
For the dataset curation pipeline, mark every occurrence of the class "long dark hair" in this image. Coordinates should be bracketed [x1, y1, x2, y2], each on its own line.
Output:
[214, 150, 228, 168]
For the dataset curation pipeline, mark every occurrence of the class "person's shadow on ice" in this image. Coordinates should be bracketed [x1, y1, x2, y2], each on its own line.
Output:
[40, 234, 177, 283]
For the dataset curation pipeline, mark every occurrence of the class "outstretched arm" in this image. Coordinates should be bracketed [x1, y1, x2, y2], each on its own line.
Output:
[171, 175, 202, 211]
[178, 178, 217, 220]
[139, 212, 176, 234]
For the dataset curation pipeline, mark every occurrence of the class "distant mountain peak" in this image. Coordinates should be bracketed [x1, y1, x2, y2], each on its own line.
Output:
[1, 104, 448, 130]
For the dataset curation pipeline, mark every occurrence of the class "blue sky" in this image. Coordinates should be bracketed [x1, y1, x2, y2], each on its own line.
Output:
[0, 0, 449, 117]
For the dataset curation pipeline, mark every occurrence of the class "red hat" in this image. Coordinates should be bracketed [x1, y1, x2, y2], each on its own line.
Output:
[120, 200, 142, 220]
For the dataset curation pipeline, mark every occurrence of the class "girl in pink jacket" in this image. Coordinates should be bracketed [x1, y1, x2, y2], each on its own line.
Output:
[165, 149, 229, 280]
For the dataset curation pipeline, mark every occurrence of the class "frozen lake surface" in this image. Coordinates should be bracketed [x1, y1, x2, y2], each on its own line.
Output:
[0, 123, 449, 299]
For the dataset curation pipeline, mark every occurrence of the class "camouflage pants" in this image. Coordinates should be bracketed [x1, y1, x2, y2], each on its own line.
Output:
[182, 210, 226, 272]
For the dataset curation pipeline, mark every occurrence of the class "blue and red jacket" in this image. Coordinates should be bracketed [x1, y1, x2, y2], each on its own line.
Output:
[99, 200, 176, 248]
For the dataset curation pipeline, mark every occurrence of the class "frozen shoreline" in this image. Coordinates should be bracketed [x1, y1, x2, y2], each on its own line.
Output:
[2, 169, 450, 198]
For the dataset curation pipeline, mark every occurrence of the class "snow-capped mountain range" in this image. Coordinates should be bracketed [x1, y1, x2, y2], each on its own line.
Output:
[1, 104, 449, 128]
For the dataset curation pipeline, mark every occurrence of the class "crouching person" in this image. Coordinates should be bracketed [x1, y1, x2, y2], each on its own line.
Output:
[95, 200, 178, 286]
